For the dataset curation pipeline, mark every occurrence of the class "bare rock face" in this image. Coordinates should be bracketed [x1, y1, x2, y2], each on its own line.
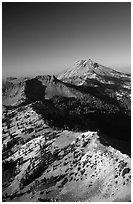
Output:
[2, 78, 27, 106]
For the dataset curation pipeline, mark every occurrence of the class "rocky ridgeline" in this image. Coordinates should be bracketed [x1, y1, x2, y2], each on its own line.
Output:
[2, 105, 131, 202]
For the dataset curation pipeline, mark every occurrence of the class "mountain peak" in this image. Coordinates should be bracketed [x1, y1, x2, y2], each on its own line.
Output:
[86, 59, 99, 68]
[57, 59, 129, 86]
[75, 59, 94, 66]
[72, 59, 100, 72]
[57, 58, 101, 82]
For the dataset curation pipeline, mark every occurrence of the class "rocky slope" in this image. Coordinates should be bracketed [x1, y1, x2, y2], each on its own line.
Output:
[2, 77, 28, 106]
[2, 105, 131, 202]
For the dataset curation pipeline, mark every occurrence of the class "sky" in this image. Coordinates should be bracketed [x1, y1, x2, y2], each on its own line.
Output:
[2, 2, 131, 77]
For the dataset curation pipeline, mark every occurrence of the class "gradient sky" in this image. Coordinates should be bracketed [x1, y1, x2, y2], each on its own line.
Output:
[2, 2, 131, 77]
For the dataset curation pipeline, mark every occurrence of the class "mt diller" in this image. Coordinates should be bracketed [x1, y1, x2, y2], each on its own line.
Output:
[2, 59, 131, 202]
